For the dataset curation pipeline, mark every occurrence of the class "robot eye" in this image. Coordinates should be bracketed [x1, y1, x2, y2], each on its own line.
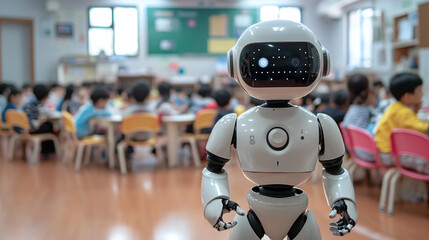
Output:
[258, 57, 269, 68]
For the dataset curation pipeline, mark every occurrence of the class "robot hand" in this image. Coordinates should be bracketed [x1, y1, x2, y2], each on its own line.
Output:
[329, 199, 357, 236]
[205, 198, 246, 231]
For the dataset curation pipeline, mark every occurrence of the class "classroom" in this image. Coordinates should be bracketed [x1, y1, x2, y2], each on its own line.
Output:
[1, 0, 429, 239]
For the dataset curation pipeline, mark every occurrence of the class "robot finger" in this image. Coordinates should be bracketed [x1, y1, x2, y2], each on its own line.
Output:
[329, 218, 344, 226]
[235, 206, 246, 216]
[329, 209, 338, 218]
[330, 226, 350, 236]
[214, 220, 237, 231]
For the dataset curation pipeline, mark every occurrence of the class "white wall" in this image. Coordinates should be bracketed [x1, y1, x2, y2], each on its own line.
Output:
[0, 0, 336, 84]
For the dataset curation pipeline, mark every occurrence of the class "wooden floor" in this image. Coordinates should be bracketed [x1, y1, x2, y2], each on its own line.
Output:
[1, 154, 429, 240]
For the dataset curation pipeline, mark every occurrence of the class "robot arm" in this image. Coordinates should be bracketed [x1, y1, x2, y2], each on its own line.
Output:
[201, 113, 245, 231]
[317, 113, 358, 236]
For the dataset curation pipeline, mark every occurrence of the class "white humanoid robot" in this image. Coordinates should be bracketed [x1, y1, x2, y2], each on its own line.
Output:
[201, 20, 357, 240]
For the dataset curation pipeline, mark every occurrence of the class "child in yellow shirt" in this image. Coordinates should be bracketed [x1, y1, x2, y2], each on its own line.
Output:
[375, 73, 429, 173]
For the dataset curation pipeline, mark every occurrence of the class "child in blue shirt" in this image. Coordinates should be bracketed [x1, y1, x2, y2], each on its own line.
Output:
[2, 86, 22, 122]
[74, 87, 111, 139]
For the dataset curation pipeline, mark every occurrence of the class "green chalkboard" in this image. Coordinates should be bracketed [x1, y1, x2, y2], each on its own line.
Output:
[147, 7, 258, 55]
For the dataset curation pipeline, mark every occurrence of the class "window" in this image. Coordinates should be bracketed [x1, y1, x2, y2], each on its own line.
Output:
[260, 6, 301, 23]
[88, 7, 138, 56]
[347, 8, 374, 69]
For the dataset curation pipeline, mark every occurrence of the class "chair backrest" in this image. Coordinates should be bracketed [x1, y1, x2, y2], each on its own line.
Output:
[122, 113, 160, 135]
[62, 111, 76, 134]
[5, 110, 30, 132]
[347, 125, 386, 169]
[194, 109, 217, 133]
[391, 129, 429, 181]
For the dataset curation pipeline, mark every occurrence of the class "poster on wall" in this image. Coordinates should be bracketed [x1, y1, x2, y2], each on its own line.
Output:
[55, 22, 73, 38]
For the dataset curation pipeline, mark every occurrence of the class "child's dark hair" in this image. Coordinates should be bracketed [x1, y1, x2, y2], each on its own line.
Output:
[90, 87, 110, 103]
[33, 84, 49, 101]
[132, 82, 150, 103]
[213, 89, 232, 108]
[372, 80, 384, 88]
[22, 84, 31, 90]
[198, 84, 212, 98]
[174, 86, 183, 93]
[64, 84, 74, 101]
[0, 83, 10, 95]
[332, 89, 349, 107]
[347, 74, 369, 105]
[49, 83, 61, 90]
[157, 82, 172, 107]
[389, 73, 423, 101]
[117, 87, 124, 96]
[7, 85, 21, 102]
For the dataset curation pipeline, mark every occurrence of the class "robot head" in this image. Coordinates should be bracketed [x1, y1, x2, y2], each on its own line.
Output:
[228, 20, 330, 101]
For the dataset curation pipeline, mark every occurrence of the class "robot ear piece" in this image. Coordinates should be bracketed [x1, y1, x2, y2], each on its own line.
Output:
[322, 47, 330, 77]
[227, 49, 236, 80]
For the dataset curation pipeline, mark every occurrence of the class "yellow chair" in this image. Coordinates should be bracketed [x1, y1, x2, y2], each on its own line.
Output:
[5, 110, 61, 164]
[117, 113, 163, 175]
[181, 109, 217, 167]
[61, 111, 106, 171]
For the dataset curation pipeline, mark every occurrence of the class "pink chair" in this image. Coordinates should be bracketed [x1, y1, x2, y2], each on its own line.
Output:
[339, 123, 355, 170]
[387, 129, 429, 215]
[346, 125, 397, 211]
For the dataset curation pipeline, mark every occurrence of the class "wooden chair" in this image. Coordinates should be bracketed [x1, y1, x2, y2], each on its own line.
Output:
[181, 109, 217, 168]
[117, 113, 163, 175]
[61, 111, 106, 171]
[5, 110, 61, 164]
[387, 129, 429, 215]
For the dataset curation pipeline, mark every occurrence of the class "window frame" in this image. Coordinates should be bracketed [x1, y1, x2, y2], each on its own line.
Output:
[87, 6, 139, 57]
[259, 6, 302, 23]
[346, 7, 374, 70]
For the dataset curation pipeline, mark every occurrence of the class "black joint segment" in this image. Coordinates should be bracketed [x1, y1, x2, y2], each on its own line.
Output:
[222, 199, 238, 212]
[318, 119, 325, 156]
[247, 210, 265, 239]
[321, 156, 345, 175]
[262, 100, 292, 108]
[232, 121, 237, 149]
[288, 212, 307, 239]
[257, 185, 296, 198]
[206, 151, 229, 173]
[332, 199, 347, 212]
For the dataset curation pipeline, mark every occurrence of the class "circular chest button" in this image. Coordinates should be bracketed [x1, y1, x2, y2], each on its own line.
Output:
[267, 127, 288, 150]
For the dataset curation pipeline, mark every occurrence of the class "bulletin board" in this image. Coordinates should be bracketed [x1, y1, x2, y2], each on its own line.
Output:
[147, 7, 258, 55]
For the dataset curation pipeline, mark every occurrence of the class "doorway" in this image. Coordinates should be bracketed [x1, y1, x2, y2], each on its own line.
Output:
[0, 18, 34, 86]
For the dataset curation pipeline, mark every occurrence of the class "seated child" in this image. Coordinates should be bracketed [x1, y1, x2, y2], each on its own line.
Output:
[343, 74, 376, 130]
[188, 83, 213, 113]
[23, 84, 55, 154]
[117, 82, 153, 156]
[122, 82, 151, 117]
[2, 86, 22, 122]
[212, 89, 233, 125]
[155, 81, 179, 116]
[74, 87, 111, 139]
[375, 73, 429, 173]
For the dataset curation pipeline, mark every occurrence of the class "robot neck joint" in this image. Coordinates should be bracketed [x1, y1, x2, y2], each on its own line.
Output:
[254, 184, 299, 198]
[262, 100, 291, 108]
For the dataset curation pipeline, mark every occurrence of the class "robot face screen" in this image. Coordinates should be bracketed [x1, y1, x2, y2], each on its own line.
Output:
[239, 42, 320, 87]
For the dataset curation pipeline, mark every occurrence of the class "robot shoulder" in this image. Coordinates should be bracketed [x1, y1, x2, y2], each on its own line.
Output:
[317, 113, 345, 161]
[206, 113, 237, 159]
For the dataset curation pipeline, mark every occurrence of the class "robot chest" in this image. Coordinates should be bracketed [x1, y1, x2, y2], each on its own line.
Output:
[235, 109, 319, 172]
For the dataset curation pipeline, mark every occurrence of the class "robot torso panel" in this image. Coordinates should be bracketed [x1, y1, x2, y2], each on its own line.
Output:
[236, 105, 319, 186]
